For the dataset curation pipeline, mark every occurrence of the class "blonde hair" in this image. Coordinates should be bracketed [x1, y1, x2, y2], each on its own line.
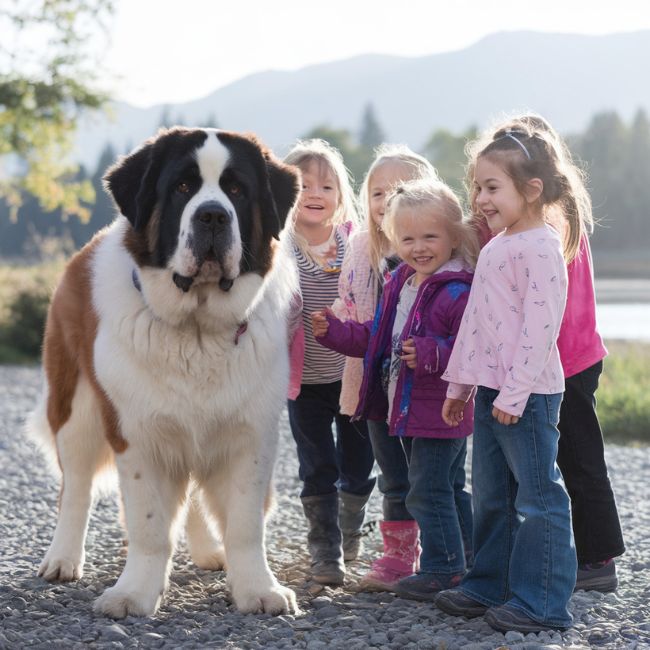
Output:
[383, 178, 479, 269]
[359, 144, 439, 279]
[284, 139, 358, 258]
[465, 112, 591, 263]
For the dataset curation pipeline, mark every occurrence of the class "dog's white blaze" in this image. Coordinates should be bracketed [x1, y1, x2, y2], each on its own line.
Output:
[196, 130, 229, 185]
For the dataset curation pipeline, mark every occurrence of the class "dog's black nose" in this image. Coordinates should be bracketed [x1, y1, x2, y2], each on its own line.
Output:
[219, 278, 234, 292]
[195, 202, 231, 229]
[173, 273, 194, 292]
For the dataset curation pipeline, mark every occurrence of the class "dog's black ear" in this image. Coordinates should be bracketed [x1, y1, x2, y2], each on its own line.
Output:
[103, 133, 164, 232]
[219, 132, 300, 240]
[264, 153, 300, 238]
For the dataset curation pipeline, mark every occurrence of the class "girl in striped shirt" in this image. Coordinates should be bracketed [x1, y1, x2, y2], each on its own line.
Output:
[285, 139, 375, 586]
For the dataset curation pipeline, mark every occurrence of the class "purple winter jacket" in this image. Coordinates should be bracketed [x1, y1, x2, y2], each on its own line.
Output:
[317, 263, 474, 438]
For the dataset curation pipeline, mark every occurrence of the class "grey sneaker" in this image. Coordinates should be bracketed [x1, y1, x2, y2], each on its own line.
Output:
[434, 589, 488, 618]
[395, 572, 463, 601]
[575, 559, 618, 593]
[485, 604, 569, 633]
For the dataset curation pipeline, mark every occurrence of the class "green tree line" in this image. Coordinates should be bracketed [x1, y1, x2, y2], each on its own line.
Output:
[1, 106, 649, 267]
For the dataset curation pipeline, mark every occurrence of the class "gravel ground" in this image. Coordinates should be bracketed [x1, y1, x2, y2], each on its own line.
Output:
[1, 365, 649, 650]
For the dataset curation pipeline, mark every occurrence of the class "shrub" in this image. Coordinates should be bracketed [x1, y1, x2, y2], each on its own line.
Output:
[0, 262, 61, 363]
[599, 340, 650, 445]
[0, 286, 50, 359]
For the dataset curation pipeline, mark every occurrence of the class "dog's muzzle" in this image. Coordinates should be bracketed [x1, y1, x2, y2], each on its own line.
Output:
[174, 201, 238, 293]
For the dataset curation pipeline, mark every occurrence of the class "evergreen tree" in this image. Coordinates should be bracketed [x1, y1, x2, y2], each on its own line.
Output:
[84, 142, 118, 243]
[625, 109, 650, 250]
[203, 112, 219, 129]
[421, 126, 478, 197]
[301, 125, 364, 186]
[158, 105, 173, 128]
[359, 103, 386, 150]
[574, 112, 628, 250]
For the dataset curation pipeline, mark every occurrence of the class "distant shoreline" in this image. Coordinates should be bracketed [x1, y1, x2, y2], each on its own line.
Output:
[595, 278, 650, 304]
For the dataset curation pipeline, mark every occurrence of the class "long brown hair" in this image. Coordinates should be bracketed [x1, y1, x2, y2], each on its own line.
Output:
[465, 113, 591, 263]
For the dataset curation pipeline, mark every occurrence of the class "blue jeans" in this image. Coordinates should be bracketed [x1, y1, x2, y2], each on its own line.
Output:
[452, 445, 474, 567]
[288, 382, 376, 498]
[367, 420, 412, 521]
[461, 387, 576, 627]
[406, 436, 472, 575]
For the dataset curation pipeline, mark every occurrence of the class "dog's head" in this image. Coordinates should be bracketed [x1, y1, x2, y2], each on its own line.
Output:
[104, 128, 300, 292]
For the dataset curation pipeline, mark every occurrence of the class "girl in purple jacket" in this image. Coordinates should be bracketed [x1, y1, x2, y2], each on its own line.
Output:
[312, 178, 479, 599]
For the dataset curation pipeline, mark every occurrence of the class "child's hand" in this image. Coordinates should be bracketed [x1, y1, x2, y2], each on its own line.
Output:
[442, 398, 466, 427]
[311, 308, 333, 338]
[492, 406, 519, 426]
[400, 338, 417, 369]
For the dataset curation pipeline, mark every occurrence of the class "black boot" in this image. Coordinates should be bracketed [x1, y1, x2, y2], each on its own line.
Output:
[339, 490, 372, 562]
[301, 493, 345, 585]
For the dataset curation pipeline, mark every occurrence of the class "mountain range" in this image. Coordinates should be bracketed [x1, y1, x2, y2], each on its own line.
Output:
[75, 30, 650, 168]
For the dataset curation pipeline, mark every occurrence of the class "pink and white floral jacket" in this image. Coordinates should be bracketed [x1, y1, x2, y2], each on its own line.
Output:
[331, 229, 382, 415]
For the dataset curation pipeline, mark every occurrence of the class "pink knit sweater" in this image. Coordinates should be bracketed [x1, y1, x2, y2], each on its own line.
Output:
[557, 236, 607, 377]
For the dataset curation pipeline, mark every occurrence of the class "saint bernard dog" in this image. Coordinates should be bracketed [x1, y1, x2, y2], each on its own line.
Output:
[27, 127, 302, 617]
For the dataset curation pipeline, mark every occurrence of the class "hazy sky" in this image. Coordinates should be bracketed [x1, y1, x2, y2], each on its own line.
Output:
[104, 0, 649, 107]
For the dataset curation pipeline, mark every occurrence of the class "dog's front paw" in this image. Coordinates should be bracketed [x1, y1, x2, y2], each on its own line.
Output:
[231, 582, 300, 616]
[38, 551, 84, 582]
[94, 585, 162, 618]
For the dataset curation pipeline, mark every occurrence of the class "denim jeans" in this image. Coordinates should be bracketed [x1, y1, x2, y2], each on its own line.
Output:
[461, 387, 576, 627]
[557, 361, 625, 564]
[367, 419, 413, 521]
[288, 382, 376, 499]
[405, 436, 472, 575]
[452, 444, 474, 567]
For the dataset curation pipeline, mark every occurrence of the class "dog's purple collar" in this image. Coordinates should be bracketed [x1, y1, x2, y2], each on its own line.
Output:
[234, 322, 248, 345]
[132, 268, 142, 292]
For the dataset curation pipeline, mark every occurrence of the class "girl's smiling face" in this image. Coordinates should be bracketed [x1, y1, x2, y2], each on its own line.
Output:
[393, 206, 458, 286]
[294, 160, 339, 229]
[473, 156, 543, 234]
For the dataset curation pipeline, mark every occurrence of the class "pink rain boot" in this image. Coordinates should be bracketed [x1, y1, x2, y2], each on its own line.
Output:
[359, 520, 421, 591]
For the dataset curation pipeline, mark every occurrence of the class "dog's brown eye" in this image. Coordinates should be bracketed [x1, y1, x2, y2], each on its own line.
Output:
[177, 181, 190, 194]
[228, 182, 242, 197]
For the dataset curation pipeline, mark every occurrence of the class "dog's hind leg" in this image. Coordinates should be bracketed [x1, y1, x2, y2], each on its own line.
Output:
[38, 376, 113, 582]
[185, 486, 226, 570]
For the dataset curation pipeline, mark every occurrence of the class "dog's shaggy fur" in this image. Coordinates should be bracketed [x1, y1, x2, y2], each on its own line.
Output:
[28, 128, 301, 617]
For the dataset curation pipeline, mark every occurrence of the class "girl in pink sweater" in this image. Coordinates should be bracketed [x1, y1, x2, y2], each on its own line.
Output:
[464, 115, 624, 593]
[438, 116, 584, 634]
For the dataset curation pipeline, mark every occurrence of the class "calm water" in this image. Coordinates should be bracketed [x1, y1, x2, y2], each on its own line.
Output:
[596, 303, 650, 341]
